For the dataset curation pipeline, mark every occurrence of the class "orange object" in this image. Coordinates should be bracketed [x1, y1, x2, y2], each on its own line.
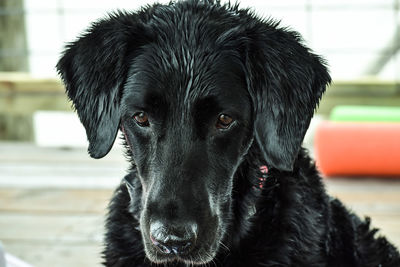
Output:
[314, 121, 400, 177]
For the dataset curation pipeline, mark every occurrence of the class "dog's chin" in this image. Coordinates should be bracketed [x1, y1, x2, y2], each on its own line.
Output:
[144, 245, 217, 265]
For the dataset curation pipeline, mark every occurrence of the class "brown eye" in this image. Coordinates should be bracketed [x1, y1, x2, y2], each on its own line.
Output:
[216, 114, 233, 129]
[133, 112, 149, 127]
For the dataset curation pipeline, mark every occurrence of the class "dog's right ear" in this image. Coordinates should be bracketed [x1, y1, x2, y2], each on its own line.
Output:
[56, 12, 150, 158]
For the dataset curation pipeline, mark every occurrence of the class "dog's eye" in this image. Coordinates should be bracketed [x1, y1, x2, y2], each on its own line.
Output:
[216, 114, 234, 129]
[133, 112, 150, 127]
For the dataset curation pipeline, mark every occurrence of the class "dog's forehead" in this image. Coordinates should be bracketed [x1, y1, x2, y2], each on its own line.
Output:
[128, 45, 247, 108]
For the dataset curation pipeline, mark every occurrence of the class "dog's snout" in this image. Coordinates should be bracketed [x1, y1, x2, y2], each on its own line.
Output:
[149, 221, 198, 255]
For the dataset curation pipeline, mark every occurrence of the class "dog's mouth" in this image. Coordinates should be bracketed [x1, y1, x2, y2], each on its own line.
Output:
[144, 237, 218, 265]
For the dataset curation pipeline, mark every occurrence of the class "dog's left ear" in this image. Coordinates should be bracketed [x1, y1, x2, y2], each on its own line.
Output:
[244, 25, 331, 171]
[56, 13, 150, 159]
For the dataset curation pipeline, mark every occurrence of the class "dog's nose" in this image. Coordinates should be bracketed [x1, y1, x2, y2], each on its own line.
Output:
[149, 221, 197, 255]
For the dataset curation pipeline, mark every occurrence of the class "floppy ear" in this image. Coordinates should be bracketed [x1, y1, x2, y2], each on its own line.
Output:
[56, 12, 149, 158]
[245, 25, 331, 171]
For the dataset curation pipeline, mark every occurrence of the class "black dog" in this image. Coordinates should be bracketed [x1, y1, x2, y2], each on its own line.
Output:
[57, 1, 400, 266]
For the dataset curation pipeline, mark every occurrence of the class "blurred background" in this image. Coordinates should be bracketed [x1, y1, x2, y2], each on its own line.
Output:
[0, 0, 399, 266]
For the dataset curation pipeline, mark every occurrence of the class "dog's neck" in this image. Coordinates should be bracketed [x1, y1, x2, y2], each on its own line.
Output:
[222, 143, 279, 249]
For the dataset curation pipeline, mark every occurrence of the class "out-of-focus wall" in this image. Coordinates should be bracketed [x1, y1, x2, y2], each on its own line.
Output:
[20, 0, 400, 80]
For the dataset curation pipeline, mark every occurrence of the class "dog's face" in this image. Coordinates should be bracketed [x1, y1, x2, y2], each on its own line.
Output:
[57, 1, 330, 265]
[120, 47, 253, 263]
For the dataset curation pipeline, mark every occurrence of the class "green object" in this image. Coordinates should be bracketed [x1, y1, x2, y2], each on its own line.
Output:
[330, 105, 400, 122]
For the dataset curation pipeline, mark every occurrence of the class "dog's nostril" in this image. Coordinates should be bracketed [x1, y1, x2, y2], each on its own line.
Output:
[149, 221, 197, 255]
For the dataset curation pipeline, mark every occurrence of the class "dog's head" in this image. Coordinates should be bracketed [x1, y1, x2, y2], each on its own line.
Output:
[57, 1, 330, 265]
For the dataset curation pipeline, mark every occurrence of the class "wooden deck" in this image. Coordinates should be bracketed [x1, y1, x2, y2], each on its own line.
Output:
[0, 142, 399, 267]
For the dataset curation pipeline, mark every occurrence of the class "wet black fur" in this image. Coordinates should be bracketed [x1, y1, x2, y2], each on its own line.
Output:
[57, 1, 400, 266]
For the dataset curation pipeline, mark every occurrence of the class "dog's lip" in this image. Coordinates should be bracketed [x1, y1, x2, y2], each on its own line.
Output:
[150, 235, 173, 254]
[150, 235, 193, 255]
[147, 236, 212, 264]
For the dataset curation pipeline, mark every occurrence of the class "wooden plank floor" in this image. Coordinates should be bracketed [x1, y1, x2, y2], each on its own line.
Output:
[0, 142, 399, 267]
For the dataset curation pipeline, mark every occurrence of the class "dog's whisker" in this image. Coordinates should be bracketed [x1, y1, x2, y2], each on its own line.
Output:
[218, 240, 230, 253]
